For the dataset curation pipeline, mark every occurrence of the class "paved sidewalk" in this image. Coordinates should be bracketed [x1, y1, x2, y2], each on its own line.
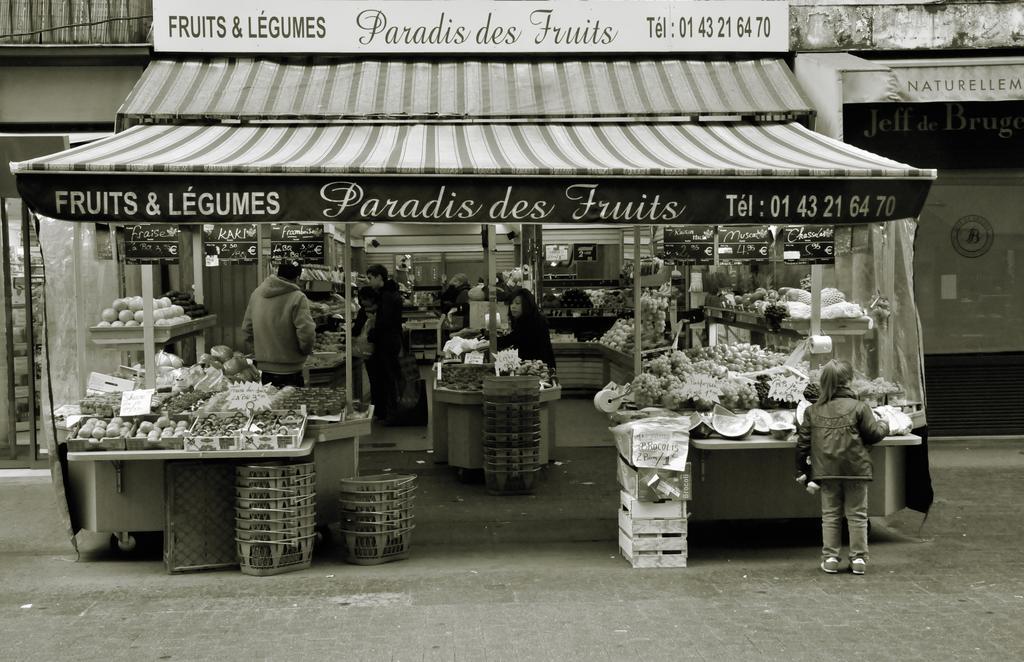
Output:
[1, 440, 1023, 662]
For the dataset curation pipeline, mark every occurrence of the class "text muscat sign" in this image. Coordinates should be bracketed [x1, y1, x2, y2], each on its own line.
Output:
[17, 176, 933, 226]
[152, 0, 789, 54]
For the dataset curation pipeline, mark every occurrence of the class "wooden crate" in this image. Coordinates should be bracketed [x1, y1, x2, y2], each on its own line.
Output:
[618, 511, 687, 569]
[620, 491, 687, 519]
[617, 456, 691, 502]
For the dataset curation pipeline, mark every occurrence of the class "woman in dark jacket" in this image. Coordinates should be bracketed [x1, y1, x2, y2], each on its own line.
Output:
[497, 288, 556, 371]
[796, 359, 889, 576]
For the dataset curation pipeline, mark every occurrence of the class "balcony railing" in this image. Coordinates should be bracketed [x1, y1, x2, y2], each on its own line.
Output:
[0, 0, 152, 44]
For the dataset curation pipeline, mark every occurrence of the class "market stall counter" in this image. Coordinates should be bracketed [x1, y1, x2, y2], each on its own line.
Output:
[64, 417, 367, 559]
[429, 376, 562, 471]
[687, 434, 920, 521]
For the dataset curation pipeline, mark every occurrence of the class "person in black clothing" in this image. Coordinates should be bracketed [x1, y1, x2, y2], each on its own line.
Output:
[440, 273, 471, 329]
[498, 288, 557, 371]
[364, 264, 404, 420]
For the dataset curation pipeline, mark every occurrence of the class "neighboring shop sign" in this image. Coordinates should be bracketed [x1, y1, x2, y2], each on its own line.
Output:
[270, 223, 325, 264]
[663, 225, 715, 264]
[950, 215, 994, 259]
[844, 101, 1024, 169]
[573, 243, 598, 262]
[545, 244, 570, 262]
[123, 224, 180, 265]
[152, 0, 788, 54]
[782, 225, 835, 265]
[845, 59, 1024, 104]
[202, 223, 258, 265]
[19, 175, 933, 226]
[716, 226, 770, 262]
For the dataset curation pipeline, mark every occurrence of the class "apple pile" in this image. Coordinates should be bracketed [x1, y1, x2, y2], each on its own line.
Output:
[136, 416, 190, 443]
[95, 296, 193, 328]
[75, 416, 132, 440]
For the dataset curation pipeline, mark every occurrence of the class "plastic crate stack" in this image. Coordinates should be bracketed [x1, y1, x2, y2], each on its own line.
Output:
[235, 462, 317, 576]
[482, 375, 543, 495]
[338, 473, 417, 565]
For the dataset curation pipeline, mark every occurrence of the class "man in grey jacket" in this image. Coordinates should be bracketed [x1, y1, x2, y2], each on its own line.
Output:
[242, 261, 316, 387]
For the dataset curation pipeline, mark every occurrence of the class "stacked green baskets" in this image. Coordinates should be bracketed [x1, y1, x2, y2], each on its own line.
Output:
[338, 473, 417, 565]
[235, 462, 317, 576]
[482, 375, 542, 495]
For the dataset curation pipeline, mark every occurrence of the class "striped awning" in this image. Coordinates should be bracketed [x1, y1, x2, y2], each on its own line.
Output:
[13, 122, 931, 178]
[116, 58, 814, 126]
[12, 121, 935, 226]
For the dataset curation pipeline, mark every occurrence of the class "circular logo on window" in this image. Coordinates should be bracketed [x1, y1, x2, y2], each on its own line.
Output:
[951, 215, 994, 258]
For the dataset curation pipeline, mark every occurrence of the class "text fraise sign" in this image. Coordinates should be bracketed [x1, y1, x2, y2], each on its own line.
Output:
[768, 374, 807, 404]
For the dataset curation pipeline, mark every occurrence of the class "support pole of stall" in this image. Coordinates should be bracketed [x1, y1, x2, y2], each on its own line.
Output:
[1, 197, 17, 456]
[190, 231, 205, 356]
[141, 265, 156, 388]
[343, 225, 353, 411]
[633, 226, 642, 377]
[72, 224, 88, 395]
[21, 206, 38, 457]
[487, 225, 498, 357]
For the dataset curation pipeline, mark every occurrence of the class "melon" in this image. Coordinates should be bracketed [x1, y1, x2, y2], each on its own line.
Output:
[769, 422, 796, 440]
[712, 414, 754, 440]
[689, 413, 715, 439]
[745, 408, 773, 434]
[796, 400, 811, 425]
[772, 410, 796, 427]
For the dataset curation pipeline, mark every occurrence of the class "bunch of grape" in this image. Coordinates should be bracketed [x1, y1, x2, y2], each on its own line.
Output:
[629, 373, 662, 408]
[639, 290, 669, 340]
[717, 377, 760, 411]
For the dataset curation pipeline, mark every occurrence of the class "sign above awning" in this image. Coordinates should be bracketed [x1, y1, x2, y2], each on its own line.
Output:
[11, 121, 935, 226]
[117, 57, 814, 128]
[151, 0, 789, 55]
[844, 56, 1024, 104]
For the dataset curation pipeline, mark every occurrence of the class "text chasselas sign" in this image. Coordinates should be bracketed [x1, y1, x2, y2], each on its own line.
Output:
[23, 176, 931, 226]
[151, 0, 789, 53]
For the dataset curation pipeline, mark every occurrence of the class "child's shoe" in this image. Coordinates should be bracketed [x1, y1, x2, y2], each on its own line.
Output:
[851, 558, 867, 575]
[820, 557, 840, 574]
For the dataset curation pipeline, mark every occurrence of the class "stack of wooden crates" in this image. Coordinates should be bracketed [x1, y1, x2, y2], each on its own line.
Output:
[616, 426, 692, 569]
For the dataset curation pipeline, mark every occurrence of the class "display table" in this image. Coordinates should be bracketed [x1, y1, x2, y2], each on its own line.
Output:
[65, 418, 368, 542]
[552, 342, 634, 393]
[430, 384, 562, 469]
[686, 434, 920, 521]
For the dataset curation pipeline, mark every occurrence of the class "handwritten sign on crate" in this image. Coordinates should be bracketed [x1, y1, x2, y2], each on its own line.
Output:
[123, 224, 179, 265]
[120, 389, 155, 417]
[717, 225, 770, 262]
[203, 224, 258, 265]
[270, 223, 325, 265]
[663, 225, 715, 264]
[782, 225, 836, 265]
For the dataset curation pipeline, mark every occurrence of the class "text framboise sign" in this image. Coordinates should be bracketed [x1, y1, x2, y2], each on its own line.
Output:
[152, 0, 789, 54]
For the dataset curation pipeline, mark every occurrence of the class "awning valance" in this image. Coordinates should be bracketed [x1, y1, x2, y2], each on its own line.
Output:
[116, 58, 815, 126]
[12, 121, 935, 226]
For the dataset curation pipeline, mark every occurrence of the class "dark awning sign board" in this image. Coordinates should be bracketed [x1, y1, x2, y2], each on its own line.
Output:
[11, 122, 935, 226]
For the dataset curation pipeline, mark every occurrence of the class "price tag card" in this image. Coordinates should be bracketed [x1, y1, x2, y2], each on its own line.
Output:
[223, 382, 274, 412]
[87, 372, 136, 393]
[782, 225, 835, 265]
[464, 351, 485, 365]
[120, 389, 155, 416]
[631, 429, 676, 468]
[681, 373, 723, 404]
[717, 226, 771, 262]
[768, 374, 808, 404]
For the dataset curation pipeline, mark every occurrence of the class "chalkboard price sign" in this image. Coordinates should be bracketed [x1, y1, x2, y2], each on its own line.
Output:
[663, 225, 715, 264]
[270, 224, 325, 265]
[716, 226, 770, 262]
[123, 224, 179, 265]
[203, 224, 258, 265]
[782, 225, 835, 265]
[573, 243, 598, 262]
